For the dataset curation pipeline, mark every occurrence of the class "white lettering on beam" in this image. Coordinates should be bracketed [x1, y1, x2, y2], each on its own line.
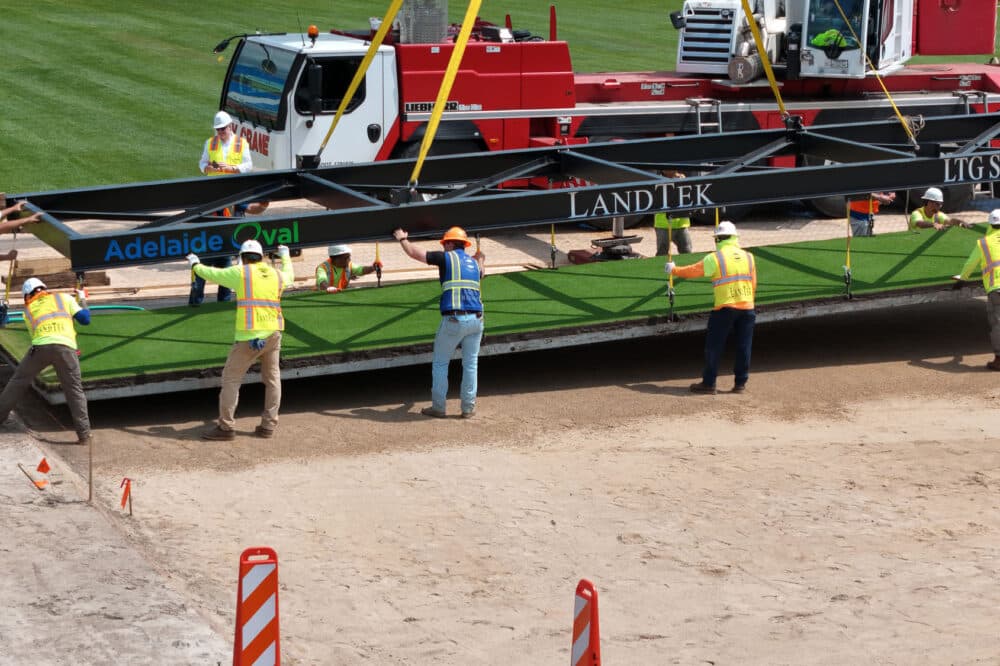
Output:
[944, 155, 1000, 183]
[568, 183, 713, 218]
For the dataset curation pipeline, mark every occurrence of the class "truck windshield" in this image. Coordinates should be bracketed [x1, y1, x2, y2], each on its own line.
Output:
[222, 40, 296, 130]
[806, 0, 863, 52]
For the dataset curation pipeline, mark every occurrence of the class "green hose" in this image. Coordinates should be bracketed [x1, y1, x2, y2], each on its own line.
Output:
[4, 304, 145, 323]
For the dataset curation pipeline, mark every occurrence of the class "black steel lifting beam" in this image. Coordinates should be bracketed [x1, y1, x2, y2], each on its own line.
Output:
[11, 113, 1000, 272]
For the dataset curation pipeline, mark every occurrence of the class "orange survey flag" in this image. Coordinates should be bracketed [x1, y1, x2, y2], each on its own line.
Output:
[120, 478, 131, 509]
[36, 458, 50, 474]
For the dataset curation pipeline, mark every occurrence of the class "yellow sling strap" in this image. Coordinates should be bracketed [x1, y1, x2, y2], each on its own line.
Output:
[739, 0, 787, 118]
[408, 0, 483, 187]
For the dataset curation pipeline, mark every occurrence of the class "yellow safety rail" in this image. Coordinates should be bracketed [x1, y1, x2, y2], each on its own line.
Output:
[408, 0, 484, 187]
[314, 0, 406, 162]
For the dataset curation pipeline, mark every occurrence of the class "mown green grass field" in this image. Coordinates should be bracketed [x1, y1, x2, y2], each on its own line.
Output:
[4, 2, 996, 192]
[0, 226, 982, 384]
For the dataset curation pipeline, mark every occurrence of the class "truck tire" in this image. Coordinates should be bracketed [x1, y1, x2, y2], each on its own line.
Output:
[689, 204, 751, 225]
[395, 140, 484, 159]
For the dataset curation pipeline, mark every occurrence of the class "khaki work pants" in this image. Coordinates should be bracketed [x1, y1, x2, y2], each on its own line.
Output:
[217, 331, 282, 431]
[0, 344, 90, 439]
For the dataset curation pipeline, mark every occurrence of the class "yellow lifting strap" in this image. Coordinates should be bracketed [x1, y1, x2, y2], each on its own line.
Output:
[314, 0, 406, 161]
[830, 0, 918, 148]
[739, 0, 787, 117]
[408, 0, 484, 187]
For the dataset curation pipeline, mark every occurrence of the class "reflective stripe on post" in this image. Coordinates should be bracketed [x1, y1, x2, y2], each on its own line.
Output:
[571, 579, 601, 666]
[233, 547, 280, 666]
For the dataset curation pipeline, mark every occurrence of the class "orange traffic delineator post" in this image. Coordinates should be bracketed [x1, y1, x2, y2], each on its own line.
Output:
[233, 547, 280, 666]
[571, 579, 601, 666]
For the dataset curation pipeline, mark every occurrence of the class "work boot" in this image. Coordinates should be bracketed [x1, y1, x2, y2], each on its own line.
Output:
[76, 435, 93, 446]
[731, 384, 747, 393]
[689, 382, 717, 395]
[201, 425, 236, 441]
[461, 407, 476, 419]
[420, 406, 447, 418]
[254, 425, 275, 439]
[987, 356, 1000, 371]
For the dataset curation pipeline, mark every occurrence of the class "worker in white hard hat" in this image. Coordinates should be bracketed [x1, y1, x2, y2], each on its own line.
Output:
[191, 109, 267, 306]
[665, 220, 757, 394]
[186, 239, 295, 440]
[315, 244, 382, 293]
[955, 208, 1000, 371]
[908, 187, 970, 231]
[0, 278, 93, 445]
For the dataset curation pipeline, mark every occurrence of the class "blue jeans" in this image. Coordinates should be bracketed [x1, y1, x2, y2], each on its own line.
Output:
[431, 313, 484, 413]
[189, 256, 234, 305]
[703, 307, 755, 388]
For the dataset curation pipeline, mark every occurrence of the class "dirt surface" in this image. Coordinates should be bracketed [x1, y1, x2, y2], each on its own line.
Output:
[4, 294, 1000, 664]
[3, 203, 1000, 664]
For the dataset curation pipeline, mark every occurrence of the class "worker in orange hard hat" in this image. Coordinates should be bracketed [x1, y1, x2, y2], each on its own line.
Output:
[393, 225, 486, 418]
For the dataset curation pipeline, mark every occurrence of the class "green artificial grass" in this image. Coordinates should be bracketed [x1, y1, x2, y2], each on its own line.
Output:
[0, 226, 985, 386]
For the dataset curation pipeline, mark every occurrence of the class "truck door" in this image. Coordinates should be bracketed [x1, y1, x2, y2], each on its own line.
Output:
[915, 0, 996, 55]
[289, 52, 389, 168]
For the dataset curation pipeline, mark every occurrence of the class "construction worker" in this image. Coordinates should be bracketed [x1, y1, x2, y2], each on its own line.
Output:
[665, 220, 757, 394]
[393, 226, 485, 418]
[654, 171, 692, 256]
[0, 194, 42, 260]
[190, 111, 256, 306]
[316, 244, 381, 293]
[187, 240, 294, 440]
[0, 278, 92, 444]
[955, 209, 1000, 371]
[908, 187, 970, 231]
[848, 191, 895, 237]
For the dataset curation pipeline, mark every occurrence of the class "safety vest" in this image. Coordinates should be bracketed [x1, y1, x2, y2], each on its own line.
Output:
[909, 206, 947, 230]
[709, 245, 755, 309]
[235, 263, 285, 332]
[848, 198, 879, 217]
[653, 212, 691, 230]
[316, 260, 352, 291]
[205, 135, 246, 176]
[440, 249, 483, 313]
[975, 231, 1000, 293]
[810, 29, 853, 48]
[23, 292, 78, 349]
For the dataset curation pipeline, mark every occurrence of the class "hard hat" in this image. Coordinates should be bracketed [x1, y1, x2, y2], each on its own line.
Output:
[990, 209, 1000, 227]
[714, 220, 738, 237]
[213, 110, 233, 129]
[21, 277, 46, 298]
[921, 187, 944, 203]
[239, 239, 264, 256]
[440, 226, 472, 248]
[327, 244, 351, 257]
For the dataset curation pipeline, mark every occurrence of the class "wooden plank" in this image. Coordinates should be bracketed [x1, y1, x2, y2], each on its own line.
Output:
[10, 257, 72, 276]
[2, 271, 111, 288]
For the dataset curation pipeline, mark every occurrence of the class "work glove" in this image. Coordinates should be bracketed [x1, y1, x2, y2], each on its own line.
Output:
[74, 287, 89, 307]
[325, 286, 340, 294]
[249, 338, 267, 352]
[277, 244, 290, 258]
[186, 253, 200, 267]
[664, 261, 676, 274]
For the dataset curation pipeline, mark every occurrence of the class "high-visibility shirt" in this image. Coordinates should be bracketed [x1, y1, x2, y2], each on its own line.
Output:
[908, 206, 949, 231]
[672, 238, 757, 310]
[959, 227, 1000, 294]
[23, 292, 81, 349]
[205, 135, 247, 176]
[316, 260, 364, 291]
[848, 197, 880, 219]
[193, 257, 295, 341]
[439, 249, 483, 313]
[653, 212, 691, 230]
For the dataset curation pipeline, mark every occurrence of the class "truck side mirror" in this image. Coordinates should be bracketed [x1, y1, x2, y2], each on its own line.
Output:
[307, 63, 323, 116]
[669, 11, 686, 30]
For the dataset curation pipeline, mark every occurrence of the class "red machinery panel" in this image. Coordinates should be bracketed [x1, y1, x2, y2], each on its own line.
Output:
[916, 0, 996, 55]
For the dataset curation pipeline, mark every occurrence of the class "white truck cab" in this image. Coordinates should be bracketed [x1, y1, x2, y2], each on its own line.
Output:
[220, 33, 399, 170]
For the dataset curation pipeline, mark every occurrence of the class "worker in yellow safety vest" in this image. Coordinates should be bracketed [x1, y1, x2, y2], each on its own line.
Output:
[665, 220, 757, 394]
[0, 278, 93, 444]
[187, 240, 295, 440]
[316, 244, 382, 293]
[908, 187, 970, 231]
[654, 171, 692, 256]
[956, 209, 1000, 371]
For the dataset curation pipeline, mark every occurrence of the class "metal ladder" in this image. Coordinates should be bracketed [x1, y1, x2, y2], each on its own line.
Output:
[686, 98, 723, 134]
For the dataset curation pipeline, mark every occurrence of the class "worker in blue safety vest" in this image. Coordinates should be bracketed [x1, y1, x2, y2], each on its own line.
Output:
[955, 209, 1000, 371]
[187, 240, 294, 440]
[666, 220, 757, 395]
[0, 278, 92, 445]
[393, 225, 486, 418]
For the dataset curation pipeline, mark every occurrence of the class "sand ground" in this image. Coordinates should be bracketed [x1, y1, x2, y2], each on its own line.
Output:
[2, 206, 999, 665]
